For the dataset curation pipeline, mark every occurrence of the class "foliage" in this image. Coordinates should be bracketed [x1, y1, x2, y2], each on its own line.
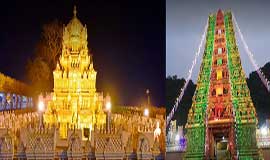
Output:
[26, 20, 63, 95]
[166, 75, 196, 126]
[247, 62, 270, 126]
[35, 20, 63, 69]
[26, 58, 51, 95]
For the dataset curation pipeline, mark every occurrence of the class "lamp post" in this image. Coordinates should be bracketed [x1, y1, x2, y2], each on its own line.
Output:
[76, 86, 82, 130]
[105, 94, 111, 132]
[38, 100, 45, 129]
[146, 89, 150, 106]
[78, 94, 82, 129]
[144, 89, 150, 117]
[106, 101, 111, 132]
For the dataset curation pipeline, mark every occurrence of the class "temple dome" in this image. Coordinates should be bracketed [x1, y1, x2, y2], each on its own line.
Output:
[62, 6, 88, 52]
[66, 6, 84, 37]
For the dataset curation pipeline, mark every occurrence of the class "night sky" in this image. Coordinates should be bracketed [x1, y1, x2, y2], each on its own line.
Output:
[167, 0, 270, 81]
[0, 0, 165, 106]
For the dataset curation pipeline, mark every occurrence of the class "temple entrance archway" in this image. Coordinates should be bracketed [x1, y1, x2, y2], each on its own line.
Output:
[206, 122, 235, 160]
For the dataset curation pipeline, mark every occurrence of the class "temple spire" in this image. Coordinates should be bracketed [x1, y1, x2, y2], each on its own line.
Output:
[73, 6, 77, 17]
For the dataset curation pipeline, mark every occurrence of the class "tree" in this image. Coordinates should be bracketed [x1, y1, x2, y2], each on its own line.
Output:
[26, 20, 63, 95]
[166, 75, 196, 127]
[247, 62, 270, 126]
[26, 58, 51, 95]
[35, 19, 63, 69]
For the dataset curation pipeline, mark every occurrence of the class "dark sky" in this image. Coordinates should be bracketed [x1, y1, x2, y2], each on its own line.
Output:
[167, 0, 270, 81]
[0, 0, 165, 106]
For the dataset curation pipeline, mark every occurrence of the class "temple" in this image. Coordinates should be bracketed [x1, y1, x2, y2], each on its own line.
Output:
[0, 6, 165, 159]
[184, 10, 262, 159]
[43, 6, 106, 139]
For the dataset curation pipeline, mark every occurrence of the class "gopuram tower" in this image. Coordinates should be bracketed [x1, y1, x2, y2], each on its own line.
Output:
[43, 6, 106, 139]
[184, 10, 262, 159]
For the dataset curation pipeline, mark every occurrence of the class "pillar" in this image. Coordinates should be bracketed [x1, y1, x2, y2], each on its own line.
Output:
[17, 95, 21, 109]
[13, 94, 17, 109]
[30, 97, 33, 107]
[25, 97, 28, 108]
[5, 93, 8, 110]
[3, 93, 7, 110]
[0, 92, 3, 110]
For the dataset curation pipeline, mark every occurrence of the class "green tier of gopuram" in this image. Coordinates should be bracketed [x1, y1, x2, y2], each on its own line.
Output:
[184, 9, 262, 160]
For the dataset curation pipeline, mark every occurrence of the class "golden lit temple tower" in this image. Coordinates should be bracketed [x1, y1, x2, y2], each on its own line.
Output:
[44, 6, 106, 139]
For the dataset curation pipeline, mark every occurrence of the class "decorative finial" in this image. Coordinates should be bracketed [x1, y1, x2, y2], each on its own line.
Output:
[73, 5, 77, 17]
[146, 89, 150, 106]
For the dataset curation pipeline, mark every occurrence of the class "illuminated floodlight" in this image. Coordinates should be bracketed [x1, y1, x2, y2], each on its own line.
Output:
[261, 127, 268, 136]
[144, 108, 149, 117]
[38, 101, 45, 112]
[106, 102, 111, 111]
[175, 134, 180, 142]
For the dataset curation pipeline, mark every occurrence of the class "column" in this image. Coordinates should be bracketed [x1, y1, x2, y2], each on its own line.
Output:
[3, 93, 6, 110]
[30, 97, 33, 108]
[18, 95, 21, 109]
[13, 94, 17, 109]
[5, 93, 8, 110]
[26, 97, 29, 108]
[0, 92, 3, 110]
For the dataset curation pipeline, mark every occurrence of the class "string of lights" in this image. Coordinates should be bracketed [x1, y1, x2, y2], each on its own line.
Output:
[232, 12, 270, 92]
[166, 20, 209, 127]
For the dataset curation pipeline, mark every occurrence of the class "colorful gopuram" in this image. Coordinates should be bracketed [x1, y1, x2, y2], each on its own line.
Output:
[184, 10, 262, 159]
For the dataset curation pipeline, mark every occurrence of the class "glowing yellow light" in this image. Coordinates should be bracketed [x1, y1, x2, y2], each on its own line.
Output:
[90, 124, 92, 131]
[53, 93, 56, 101]
[217, 70, 222, 80]
[216, 87, 223, 96]
[38, 101, 45, 112]
[43, 7, 106, 139]
[106, 102, 111, 111]
[144, 108, 149, 116]
[154, 122, 161, 139]
[79, 95, 82, 103]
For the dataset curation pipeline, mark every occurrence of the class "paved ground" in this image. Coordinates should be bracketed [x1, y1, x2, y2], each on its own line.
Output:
[166, 151, 185, 160]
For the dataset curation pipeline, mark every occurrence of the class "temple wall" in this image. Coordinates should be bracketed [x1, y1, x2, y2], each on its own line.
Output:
[0, 127, 165, 159]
